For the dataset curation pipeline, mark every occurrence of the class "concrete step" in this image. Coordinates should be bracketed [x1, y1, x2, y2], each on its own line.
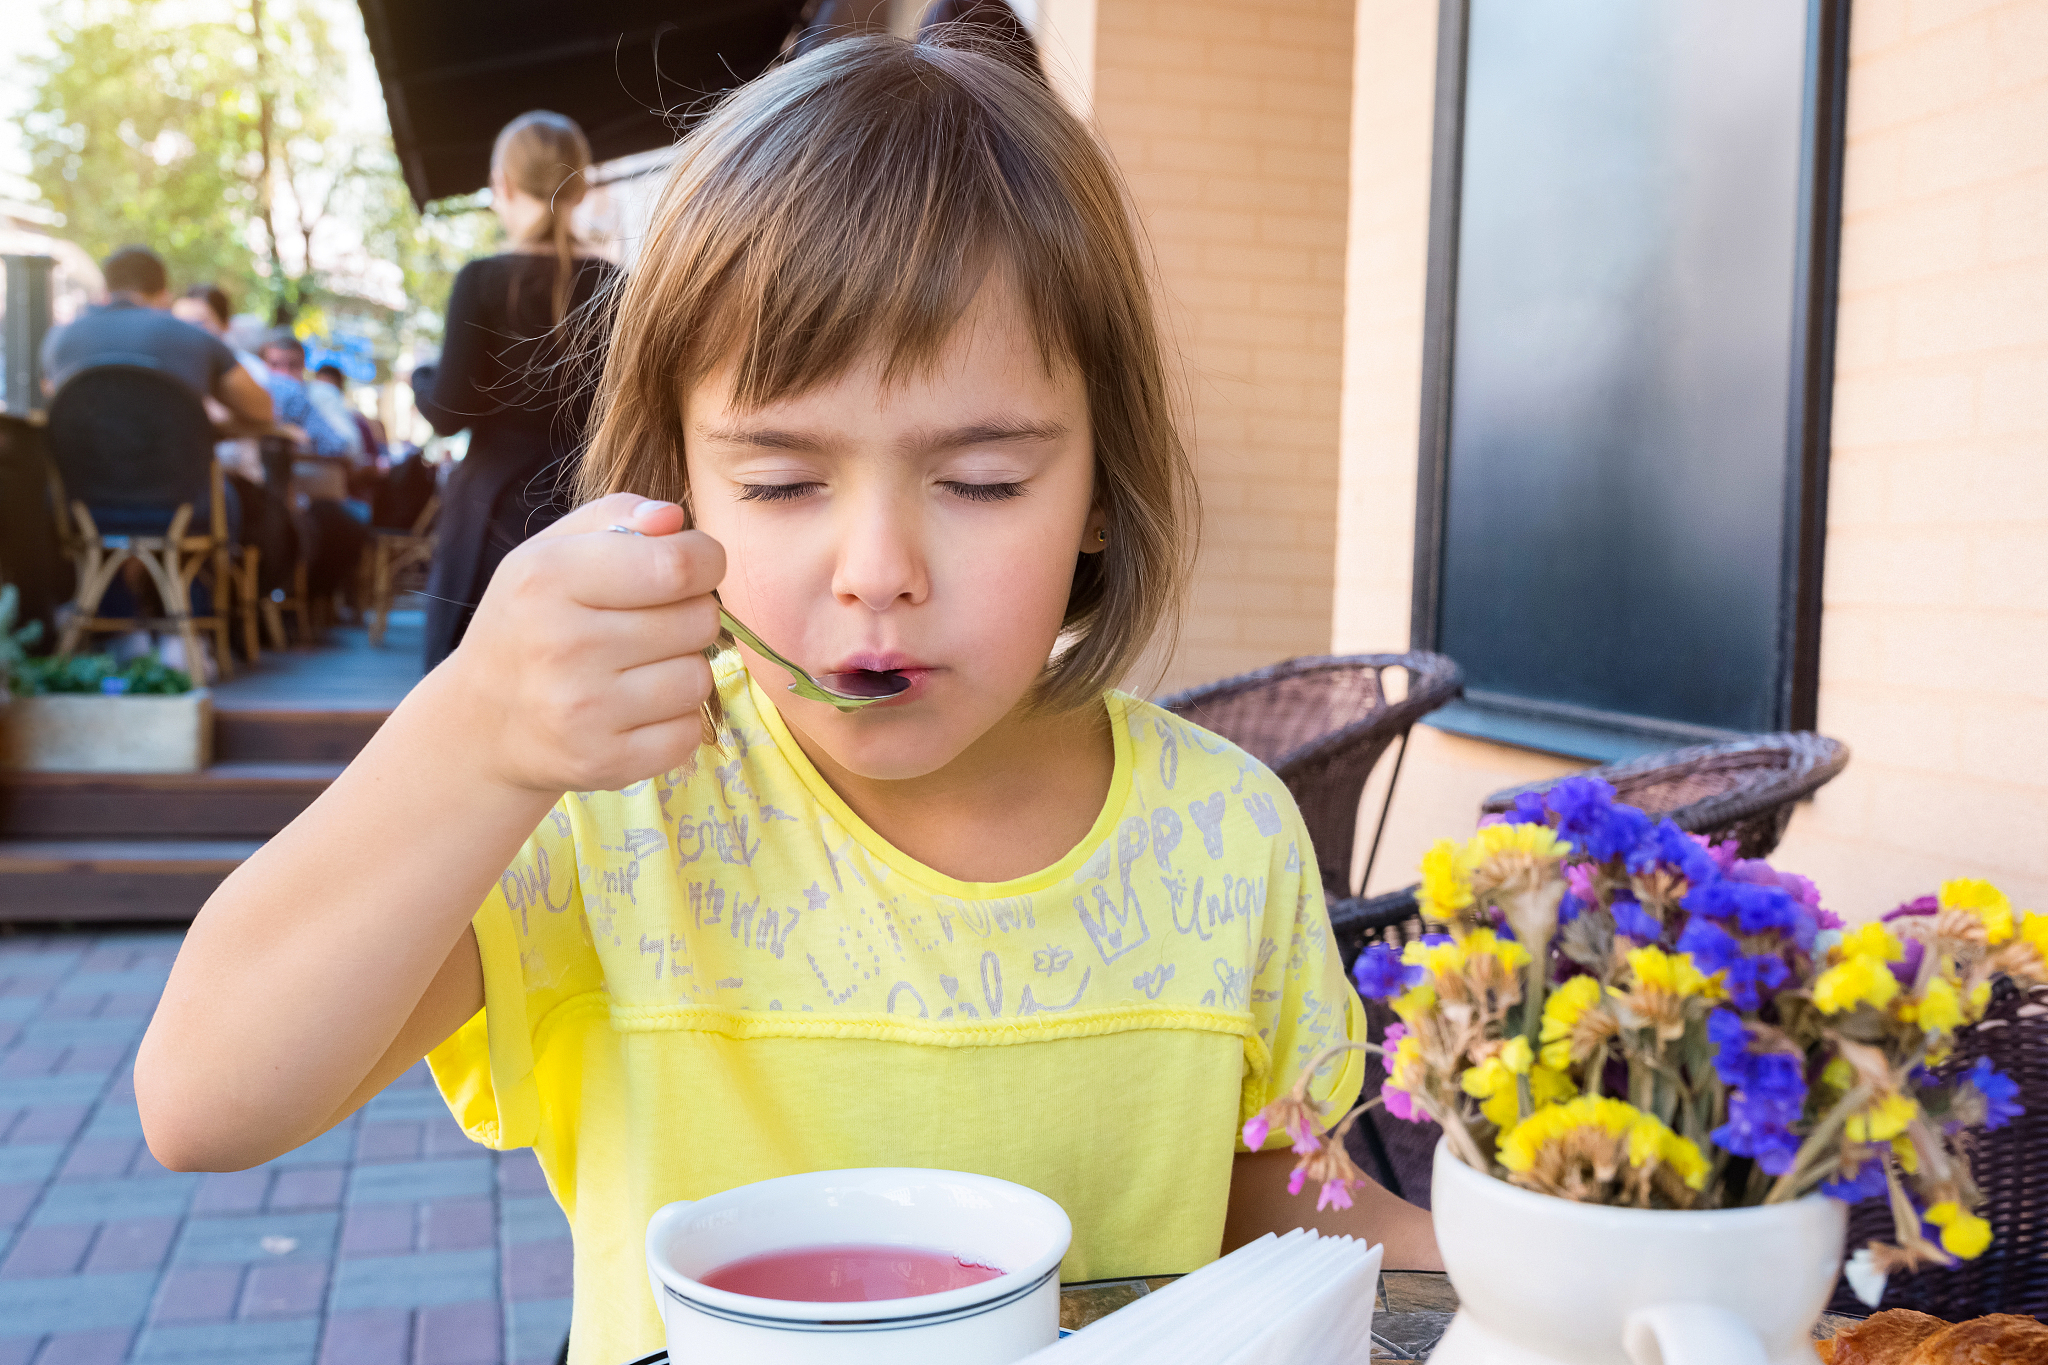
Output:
[0, 839, 261, 921]
[0, 764, 342, 839]
[214, 706, 388, 763]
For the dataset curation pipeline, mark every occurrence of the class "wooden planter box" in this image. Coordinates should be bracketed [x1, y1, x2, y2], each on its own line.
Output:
[0, 689, 213, 773]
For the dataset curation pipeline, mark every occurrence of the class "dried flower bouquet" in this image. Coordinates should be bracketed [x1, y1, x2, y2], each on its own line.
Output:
[1247, 777, 2044, 1305]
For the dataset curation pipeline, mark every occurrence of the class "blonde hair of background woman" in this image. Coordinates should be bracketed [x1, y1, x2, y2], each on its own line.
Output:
[492, 110, 593, 326]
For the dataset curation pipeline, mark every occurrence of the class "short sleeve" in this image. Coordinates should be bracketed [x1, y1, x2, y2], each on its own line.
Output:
[1237, 786, 1367, 1151]
[201, 331, 238, 388]
[428, 802, 598, 1150]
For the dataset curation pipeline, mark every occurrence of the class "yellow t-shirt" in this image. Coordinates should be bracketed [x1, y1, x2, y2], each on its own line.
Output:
[428, 655, 1365, 1365]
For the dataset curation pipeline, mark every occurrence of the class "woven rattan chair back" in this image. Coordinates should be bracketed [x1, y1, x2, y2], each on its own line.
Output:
[1828, 977, 2048, 1319]
[1159, 653, 1463, 907]
[1481, 732, 1850, 859]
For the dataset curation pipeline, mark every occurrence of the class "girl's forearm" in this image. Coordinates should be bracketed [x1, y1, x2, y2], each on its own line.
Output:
[136, 667, 559, 1171]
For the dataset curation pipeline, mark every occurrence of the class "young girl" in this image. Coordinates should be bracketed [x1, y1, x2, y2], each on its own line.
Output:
[137, 34, 1436, 1364]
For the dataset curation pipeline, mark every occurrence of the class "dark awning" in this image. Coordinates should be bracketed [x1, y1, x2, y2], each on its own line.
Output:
[358, 1, 807, 206]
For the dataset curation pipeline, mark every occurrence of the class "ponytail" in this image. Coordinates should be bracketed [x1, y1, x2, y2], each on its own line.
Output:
[490, 110, 594, 328]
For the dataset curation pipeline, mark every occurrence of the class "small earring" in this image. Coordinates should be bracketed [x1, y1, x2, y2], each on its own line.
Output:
[1095, 527, 1108, 545]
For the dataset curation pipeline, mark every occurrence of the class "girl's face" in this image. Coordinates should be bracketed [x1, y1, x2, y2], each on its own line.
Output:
[684, 278, 1102, 782]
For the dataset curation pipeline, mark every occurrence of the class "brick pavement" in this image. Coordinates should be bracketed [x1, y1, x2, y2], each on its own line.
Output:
[0, 931, 573, 1365]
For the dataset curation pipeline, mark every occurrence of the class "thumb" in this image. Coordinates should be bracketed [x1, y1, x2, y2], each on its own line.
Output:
[539, 493, 688, 541]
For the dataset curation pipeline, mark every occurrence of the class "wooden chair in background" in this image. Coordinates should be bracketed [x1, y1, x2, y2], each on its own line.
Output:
[362, 494, 438, 646]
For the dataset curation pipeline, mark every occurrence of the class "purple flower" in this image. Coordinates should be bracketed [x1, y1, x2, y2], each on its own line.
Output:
[1961, 1058, 2024, 1131]
[1888, 937, 1927, 990]
[1627, 820, 1719, 887]
[1706, 1009, 1809, 1175]
[1242, 1115, 1271, 1150]
[1502, 792, 1550, 826]
[1822, 1157, 1889, 1203]
[1353, 944, 1424, 1000]
[1714, 1093, 1804, 1175]
[1547, 777, 1652, 863]
[1884, 895, 1940, 922]
[1729, 859, 1841, 930]
[1610, 894, 1664, 944]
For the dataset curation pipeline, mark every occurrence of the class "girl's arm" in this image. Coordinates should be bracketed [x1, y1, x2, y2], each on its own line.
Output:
[136, 496, 723, 1172]
[1224, 1149, 1442, 1270]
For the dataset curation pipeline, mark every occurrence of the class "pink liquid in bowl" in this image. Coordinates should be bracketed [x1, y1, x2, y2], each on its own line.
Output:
[699, 1244, 1005, 1302]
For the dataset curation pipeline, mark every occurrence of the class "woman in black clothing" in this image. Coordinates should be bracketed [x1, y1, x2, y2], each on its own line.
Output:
[412, 110, 619, 669]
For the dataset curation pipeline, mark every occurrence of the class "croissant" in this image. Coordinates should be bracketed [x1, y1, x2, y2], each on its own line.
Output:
[1816, 1309, 2048, 1364]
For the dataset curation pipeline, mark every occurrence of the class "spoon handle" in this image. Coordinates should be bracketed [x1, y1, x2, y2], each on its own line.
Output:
[718, 608, 801, 679]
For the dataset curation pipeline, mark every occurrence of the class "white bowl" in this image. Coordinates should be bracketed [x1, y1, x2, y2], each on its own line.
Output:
[646, 1167, 1072, 1365]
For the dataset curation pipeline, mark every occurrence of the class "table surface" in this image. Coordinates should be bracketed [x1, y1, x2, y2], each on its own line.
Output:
[628, 1272, 1867, 1362]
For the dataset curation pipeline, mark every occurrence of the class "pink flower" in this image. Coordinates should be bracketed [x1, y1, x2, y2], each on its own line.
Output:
[1287, 1167, 1307, 1196]
[1565, 862, 1599, 904]
[1242, 1115, 1270, 1150]
[1316, 1179, 1355, 1212]
[1383, 1084, 1420, 1123]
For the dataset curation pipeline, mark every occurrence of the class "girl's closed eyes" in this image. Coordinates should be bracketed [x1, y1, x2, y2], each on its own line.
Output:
[731, 478, 1029, 503]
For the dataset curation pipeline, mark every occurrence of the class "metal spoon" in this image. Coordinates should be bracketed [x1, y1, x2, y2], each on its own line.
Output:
[606, 524, 908, 712]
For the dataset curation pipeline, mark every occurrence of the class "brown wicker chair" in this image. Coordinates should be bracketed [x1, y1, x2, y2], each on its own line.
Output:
[1158, 652, 1464, 911]
[1828, 977, 2048, 1320]
[1481, 731, 1851, 859]
[1344, 731, 1853, 1208]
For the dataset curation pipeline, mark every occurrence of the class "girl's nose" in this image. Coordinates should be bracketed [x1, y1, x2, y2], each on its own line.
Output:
[830, 492, 929, 613]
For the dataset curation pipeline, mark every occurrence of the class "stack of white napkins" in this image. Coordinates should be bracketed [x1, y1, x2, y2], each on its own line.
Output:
[1021, 1230, 1383, 1365]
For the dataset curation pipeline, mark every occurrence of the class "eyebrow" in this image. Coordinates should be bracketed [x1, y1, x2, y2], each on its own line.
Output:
[693, 418, 1069, 454]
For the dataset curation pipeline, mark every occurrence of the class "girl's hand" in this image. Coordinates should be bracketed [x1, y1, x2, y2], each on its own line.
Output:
[442, 493, 726, 795]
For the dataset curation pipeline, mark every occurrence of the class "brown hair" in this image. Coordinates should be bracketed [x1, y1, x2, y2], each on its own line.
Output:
[491, 110, 593, 326]
[577, 34, 1195, 712]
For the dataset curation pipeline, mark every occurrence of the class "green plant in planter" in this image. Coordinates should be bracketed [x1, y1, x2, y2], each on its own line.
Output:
[8, 652, 193, 697]
[0, 584, 45, 699]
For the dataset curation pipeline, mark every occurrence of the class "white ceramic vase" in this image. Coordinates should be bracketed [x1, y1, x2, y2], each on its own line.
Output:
[1429, 1140, 1847, 1365]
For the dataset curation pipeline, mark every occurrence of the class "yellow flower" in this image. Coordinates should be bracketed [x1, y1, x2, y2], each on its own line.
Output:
[1924, 1202, 1992, 1260]
[1403, 936, 1464, 978]
[1813, 954, 1901, 1014]
[2020, 911, 2048, 961]
[1626, 946, 1724, 1000]
[1462, 1041, 1572, 1127]
[1390, 983, 1437, 1022]
[1900, 975, 1963, 1034]
[1822, 1057, 1854, 1090]
[1890, 1134, 1919, 1175]
[1419, 838, 1474, 923]
[1844, 1093, 1917, 1144]
[1499, 1036, 1534, 1074]
[1540, 975, 1604, 1070]
[1461, 928, 1532, 974]
[1838, 922, 1905, 962]
[1496, 1096, 1707, 1191]
[1625, 1112, 1711, 1190]
[1465, 821, 1571, 867]
[1940, 879, 2014, 945]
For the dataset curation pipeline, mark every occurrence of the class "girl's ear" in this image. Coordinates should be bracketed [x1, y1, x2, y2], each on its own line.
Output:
[1081, 507, 1109, 555]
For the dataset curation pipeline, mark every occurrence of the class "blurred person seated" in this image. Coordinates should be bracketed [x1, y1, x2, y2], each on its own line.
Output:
[259, 329, 369, 606]
[313, 362, 390, 504]
[42, 248, 273, 477]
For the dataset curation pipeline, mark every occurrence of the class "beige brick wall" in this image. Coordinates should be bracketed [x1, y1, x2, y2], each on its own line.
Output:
[1083, 0, 1356, 692]
[1334, 0, 2048, 913]
[1769, 0, 2048, 914]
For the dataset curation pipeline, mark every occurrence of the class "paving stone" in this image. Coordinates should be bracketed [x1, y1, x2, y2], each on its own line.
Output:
[421, 1198, 493, 1252]
[78, 1104, 141, 1142]
[30, 1327, 135, 1365]
[271, 1126, 355, 1169]
[12, 1106, 88, 1144]
[0, 1146, 62, 1185]
[506, 1296, 573, 1365]
[269, 1167, 346, 1212]
[55, 971, 171, 1000]
[331, 1249, 497, 1311]
[415, 1298, 500, 1365]
[352, 1123, 420, 1165]
[502, 1240, 572, 1301]
[128, 1148, 181, 1179]
[0, 1337, 35, 1365]
[191, 1170, 273, 1216]
[82, 1217, 178, 1274]
[239, 1261, 330, 1318]
[500, 1197, 569, 1245]
[0, 1268, 157, 1332]
[173, 1212, 339, 1264]
[359, 1089, 448, 1124]
[338, 1205, 414, 1257]
[0, 1024, 17, 1050]
[496, 1152, 550, 1197]
[0, 999, 45, 1022]
[347, 1160, 492, 1206]
[56, 1139, 139, 1181]
[97, 994, 162, 1021]
[0, 979, 60, 1001]
[0, 1077, 106, 1110]
[148, 1265, 244, 1324]
[0, 1183, 37, 1227]
[38, 998, 99, 1023]
[57, 1044, 127, 1077]
[18, 1019, 146, 1050]
[0, 1047, 62, 1080]
[133, 1315, 320, 1362]
[422, 1120, 483, 1160]
[316, 1309, 410, 1365]
[0, 1224, 94, 1277]
[31, 1174, 198, 1226]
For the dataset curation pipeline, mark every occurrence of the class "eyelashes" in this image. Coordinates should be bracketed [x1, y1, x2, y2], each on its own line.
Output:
[733, 481, 1028, 504]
